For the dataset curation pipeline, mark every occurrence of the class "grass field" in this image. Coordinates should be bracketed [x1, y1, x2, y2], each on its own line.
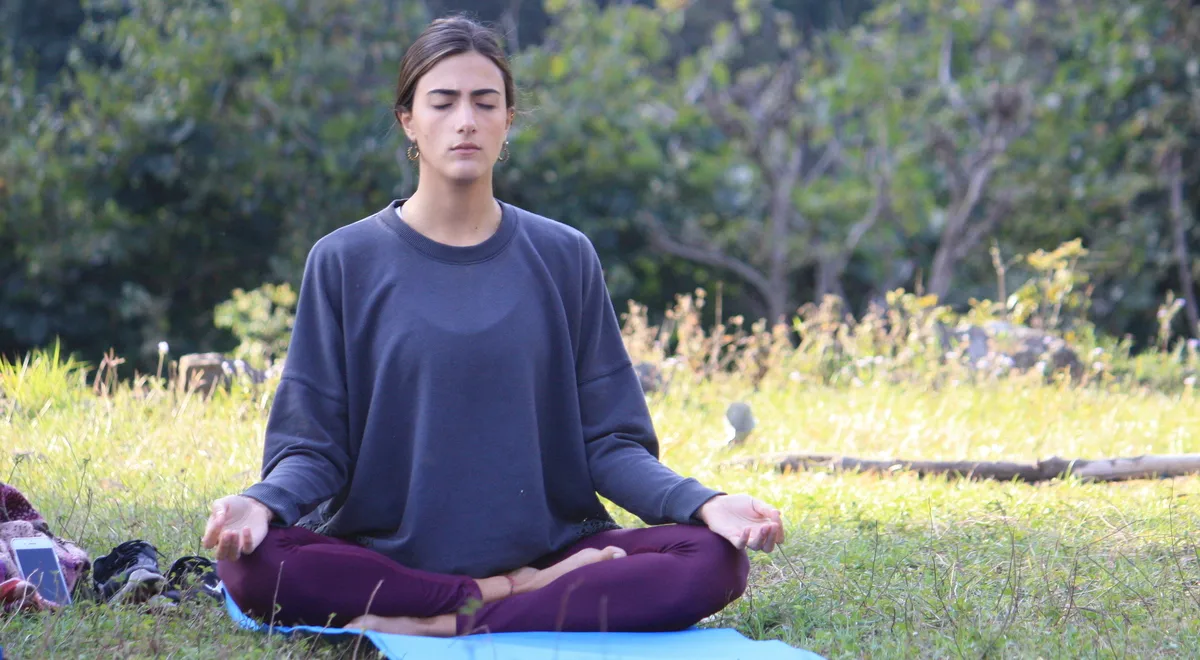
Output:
[2, 337, 1198, 659]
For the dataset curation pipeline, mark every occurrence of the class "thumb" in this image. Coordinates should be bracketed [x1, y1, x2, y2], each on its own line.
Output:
[717, 526, 750, 550]
[734, 526, 751, 550]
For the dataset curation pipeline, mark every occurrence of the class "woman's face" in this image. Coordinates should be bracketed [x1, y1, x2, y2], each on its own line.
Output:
[398, 51, 512, 185]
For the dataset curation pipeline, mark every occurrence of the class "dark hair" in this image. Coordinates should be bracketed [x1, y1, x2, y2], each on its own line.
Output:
[394, 16, 516, 113]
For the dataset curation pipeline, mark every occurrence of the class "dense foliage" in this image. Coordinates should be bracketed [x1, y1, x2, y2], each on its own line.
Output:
[2, 0, 1197, 371]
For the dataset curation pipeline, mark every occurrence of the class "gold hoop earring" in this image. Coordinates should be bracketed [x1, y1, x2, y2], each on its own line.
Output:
[498, 141, 510, 162]
[407, 144, 420, 161]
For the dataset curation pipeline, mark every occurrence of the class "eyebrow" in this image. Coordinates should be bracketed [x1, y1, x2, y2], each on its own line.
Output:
[427, 88, 501, 97]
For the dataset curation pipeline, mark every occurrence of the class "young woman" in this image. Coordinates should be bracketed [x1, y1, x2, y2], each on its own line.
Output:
[203, 15, 785, 637]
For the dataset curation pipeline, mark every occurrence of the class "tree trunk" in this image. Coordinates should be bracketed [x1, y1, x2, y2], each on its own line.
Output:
[927, 239, 957, 301]
[763, 145, 803, 324]
[1165, 149, 1200, 338]
[639, 211, 786, 324]
[763, 287, 788, 329]
[815, 255, 847, 302]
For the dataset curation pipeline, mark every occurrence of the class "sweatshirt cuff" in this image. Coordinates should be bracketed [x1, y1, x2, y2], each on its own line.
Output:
[661, 478, 725, 525]
[241, 482, 303, 527]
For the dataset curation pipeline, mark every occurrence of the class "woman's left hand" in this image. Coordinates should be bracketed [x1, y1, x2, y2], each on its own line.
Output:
[697, 494, 785, 552]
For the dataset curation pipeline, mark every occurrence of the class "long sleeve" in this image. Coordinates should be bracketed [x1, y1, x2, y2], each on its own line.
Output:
[242, 240, 351, 526]
[574, 236, 723, 525]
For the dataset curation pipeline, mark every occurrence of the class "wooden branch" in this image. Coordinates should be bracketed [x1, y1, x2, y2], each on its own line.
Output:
[951, 192, 1011, 263]
[729, 453, 1200, 483]
[752, 61, 799, 130]
[815, 144, 893, 298]
[803, 138, 841, 186]
[952, 156, 996, 235]
[938, 30, 982, 136]
[704, 92, 779, 188]
[637, 211, 776, 306]
[683, 20, 741, 105]
[929, 126, 967, 197]
[766, 143, 804, 250]
[848, 144, 892, 254]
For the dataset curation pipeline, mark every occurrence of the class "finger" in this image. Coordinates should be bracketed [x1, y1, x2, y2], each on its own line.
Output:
[735, 527, 751, 550]
[240, 525, 254, 554]
[201, 502, 227, 549]
[216, 530, 231, 561]
[761, 532, 775, 554]
[764, 525, 779, 551]
[744, 526, 761, 551]
[752, 525, 771, 551]
[753, 498, 783, 523]
[219, 530, 239, 562]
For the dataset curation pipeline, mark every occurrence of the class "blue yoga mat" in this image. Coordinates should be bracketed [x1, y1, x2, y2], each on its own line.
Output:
[220, 583, 824, 659]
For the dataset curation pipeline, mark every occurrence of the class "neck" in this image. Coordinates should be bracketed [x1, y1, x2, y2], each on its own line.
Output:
[402, 172, 500, 246]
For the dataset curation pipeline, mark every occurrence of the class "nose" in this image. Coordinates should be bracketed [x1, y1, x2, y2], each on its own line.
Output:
[456, 102, 477, 134]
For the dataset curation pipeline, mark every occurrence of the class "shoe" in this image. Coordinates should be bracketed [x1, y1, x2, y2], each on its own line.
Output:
[1, 578, 58, 613]
[165, 555, 221, 603]
[91, 540, 174, 605]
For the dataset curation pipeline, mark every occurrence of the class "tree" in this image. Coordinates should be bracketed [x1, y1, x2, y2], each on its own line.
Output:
[865, 0, 1087, 302]
[0, 0, 429, 367]
[1134, 1, 1200, 338]
[636, 0, 907, 322]
[501, 0, 750, 315]
[1001, 0, 1200, 341]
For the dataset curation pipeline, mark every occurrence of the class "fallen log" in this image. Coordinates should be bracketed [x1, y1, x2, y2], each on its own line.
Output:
[730, 453, 1200, 483]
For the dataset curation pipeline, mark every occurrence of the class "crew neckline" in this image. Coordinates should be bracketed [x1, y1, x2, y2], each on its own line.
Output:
[379, 198, 518, 264]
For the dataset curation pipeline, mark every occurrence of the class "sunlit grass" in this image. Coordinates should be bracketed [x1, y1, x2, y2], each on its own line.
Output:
[3, 346, 1198, 658]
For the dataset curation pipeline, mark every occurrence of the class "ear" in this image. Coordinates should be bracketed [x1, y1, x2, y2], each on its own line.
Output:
[396, 107, 417, 142]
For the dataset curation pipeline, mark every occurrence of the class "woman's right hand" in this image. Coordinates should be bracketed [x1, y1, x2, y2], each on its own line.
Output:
[201, 495, 273, 561]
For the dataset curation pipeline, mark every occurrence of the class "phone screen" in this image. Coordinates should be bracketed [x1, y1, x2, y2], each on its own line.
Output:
[14, 546, 72, 605]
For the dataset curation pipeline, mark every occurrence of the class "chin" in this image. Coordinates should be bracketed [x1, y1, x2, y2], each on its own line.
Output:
[438, 162, 492, 185]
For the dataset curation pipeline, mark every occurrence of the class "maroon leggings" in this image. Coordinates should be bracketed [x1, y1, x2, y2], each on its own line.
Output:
[217, 523, 749, 634]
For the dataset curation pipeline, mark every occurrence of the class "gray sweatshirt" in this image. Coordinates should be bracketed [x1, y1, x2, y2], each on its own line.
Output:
[242, 199, 721, 578]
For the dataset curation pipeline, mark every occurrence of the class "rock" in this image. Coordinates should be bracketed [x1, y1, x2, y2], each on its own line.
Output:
[938, 320, 1083, 380]
[177, 353, 266, 395]
[633, 361, 663, 395]
[724, 401, 756, 446]
[176, 353, 225, 394]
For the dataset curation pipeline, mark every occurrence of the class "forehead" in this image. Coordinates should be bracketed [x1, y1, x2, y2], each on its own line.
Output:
[417, 51, 505, 93]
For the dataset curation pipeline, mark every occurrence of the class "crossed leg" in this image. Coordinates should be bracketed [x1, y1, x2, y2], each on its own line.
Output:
[217, 526, 626, 630]
[349, 523, 750, 636]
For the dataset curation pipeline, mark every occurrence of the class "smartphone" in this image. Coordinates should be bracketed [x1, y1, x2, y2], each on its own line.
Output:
[10, 537, 72, 606]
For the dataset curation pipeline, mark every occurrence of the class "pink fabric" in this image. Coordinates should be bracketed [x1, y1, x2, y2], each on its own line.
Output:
[0, 482, 90, 595]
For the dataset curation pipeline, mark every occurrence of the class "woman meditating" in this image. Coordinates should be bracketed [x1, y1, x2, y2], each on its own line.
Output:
[204, 15, 785, 637]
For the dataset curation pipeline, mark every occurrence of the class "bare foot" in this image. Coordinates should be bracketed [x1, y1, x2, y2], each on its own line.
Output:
[343, 546, 627, 637]
[508, 545, 627, 594]
[345, 612, 456, 637]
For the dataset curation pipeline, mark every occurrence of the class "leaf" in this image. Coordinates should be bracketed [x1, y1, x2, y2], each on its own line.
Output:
[550, 54, 569, 81]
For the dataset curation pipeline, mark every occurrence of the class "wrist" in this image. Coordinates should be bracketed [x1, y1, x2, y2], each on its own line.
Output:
[242, 496, 275, 523]
[696, 494, 726, 524]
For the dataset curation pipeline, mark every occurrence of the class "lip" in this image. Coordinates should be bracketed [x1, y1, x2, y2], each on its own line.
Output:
[451, 143, 481, 152]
